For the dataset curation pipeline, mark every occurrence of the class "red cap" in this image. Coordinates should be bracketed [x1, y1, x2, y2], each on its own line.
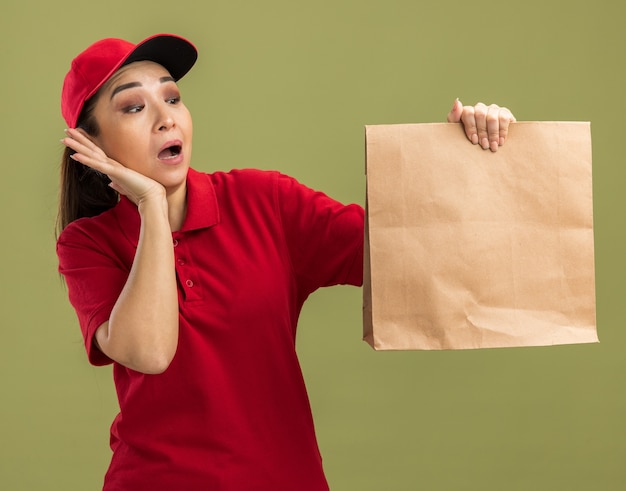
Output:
[61, 33, 197, 128]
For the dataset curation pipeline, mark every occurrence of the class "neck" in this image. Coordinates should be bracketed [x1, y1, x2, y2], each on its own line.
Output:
[166, 183, 188, 232]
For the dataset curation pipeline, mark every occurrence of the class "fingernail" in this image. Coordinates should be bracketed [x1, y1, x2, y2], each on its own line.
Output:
[481, 137, 489, 149]
[490, 141, 499, 152]
[471, 134, 479, 145]
[499, 136, 505, 146]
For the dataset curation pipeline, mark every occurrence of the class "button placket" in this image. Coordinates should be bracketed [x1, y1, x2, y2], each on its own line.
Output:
[172, 235, 202, 301]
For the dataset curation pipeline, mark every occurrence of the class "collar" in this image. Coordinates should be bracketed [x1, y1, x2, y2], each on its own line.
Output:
[115, 167, 220, 246]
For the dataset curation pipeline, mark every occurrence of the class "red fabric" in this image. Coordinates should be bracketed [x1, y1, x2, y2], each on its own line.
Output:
[57, 168, 364, 490]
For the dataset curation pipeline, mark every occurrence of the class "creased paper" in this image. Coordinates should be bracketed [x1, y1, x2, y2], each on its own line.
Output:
[363, 122, 597, 350]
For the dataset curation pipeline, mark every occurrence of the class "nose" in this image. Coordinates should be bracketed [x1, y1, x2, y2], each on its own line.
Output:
[155, 106, 175, 132]
[158, 116, 174, 132]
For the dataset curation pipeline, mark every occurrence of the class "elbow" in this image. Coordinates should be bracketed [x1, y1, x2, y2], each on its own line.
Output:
[96, 320, 178, 374]
[131, 347, 176, 375]
[141, 356, 174, 375]
[141, 365, 170, 375]
[100, 339, 177, 375]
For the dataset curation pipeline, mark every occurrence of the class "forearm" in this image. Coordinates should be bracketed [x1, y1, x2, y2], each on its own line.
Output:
[96, 196, 179, 373]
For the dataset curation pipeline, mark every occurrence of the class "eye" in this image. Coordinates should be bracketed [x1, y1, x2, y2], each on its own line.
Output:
[123, 104, 144, 114]
[166, 96, 181, 105]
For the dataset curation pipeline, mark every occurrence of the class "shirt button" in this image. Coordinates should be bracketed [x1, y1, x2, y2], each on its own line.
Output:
[186, 279, 194, 287]
[177, 258, 185, 266]
[173, 239, 179, 247]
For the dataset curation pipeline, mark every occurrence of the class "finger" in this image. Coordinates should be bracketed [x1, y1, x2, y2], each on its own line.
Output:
[497, 108, 516, 146]
[64, 141, 120, 180]
[460, 106, 479, 145]
[472, 103, 489, 150]
[62, 138, 106, 166]
[62, 130, 100, 158]
[62, 136, 97, 158]
[486, 104, 502, 152]
[63, 128, 100, 151]
[62, 128, 118, 174]
[446, 98, 463, 123]
[66, 149, 111, 176]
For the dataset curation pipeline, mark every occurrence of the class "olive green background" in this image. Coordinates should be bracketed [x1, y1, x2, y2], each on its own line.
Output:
[1, 0, 624, 489]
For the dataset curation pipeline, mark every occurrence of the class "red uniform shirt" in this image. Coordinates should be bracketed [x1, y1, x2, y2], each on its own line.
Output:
[57, 168, 364, 490]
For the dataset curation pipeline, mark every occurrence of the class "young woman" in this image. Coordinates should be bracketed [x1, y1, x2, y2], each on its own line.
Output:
[57, 33, 515, 490]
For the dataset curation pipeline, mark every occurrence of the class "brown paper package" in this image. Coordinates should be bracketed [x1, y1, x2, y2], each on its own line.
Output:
[363, 122, 597, 350]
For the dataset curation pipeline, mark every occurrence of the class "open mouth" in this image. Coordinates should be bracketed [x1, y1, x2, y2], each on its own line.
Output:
[158, 144, 182, 160]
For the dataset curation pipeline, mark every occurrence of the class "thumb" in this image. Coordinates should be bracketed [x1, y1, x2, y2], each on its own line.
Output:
[447, 98, 463, 122]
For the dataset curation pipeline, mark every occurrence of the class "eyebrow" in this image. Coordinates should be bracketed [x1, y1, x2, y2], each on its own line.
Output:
[110, 76, 176, 100]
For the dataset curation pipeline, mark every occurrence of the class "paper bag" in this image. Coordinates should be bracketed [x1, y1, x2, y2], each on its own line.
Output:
[363, 122, 597, 350]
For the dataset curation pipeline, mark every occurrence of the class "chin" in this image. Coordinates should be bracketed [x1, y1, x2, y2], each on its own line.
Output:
[157, 166, 189, 191]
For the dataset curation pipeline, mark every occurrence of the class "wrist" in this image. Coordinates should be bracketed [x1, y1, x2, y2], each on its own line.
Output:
[137, 192, 169, 219]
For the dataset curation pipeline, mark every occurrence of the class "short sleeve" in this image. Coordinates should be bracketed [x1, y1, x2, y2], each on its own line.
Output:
[57, 221, 131, 366]
[275, 173, 364, 297]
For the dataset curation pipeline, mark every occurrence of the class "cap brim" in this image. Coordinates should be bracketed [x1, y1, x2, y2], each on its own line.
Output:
[123, 34, 198, 81]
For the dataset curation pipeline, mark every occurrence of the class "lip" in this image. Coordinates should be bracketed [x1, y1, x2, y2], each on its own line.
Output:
[157, 139, 184, 165]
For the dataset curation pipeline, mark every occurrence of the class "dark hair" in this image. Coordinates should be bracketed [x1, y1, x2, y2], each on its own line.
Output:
[56, 93, 119, 236]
